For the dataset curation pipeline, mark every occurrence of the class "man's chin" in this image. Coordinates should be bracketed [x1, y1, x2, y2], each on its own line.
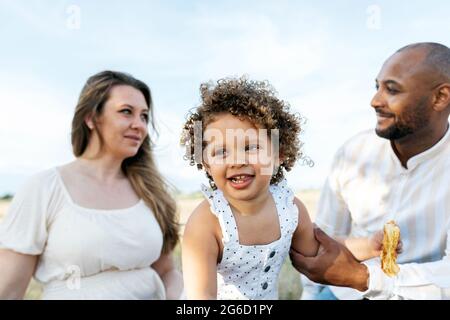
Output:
[375, 125, 412, 140]
[375, 126, 393, 139]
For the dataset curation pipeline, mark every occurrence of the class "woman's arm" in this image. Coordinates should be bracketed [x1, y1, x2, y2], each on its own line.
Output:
[181, 200, 220, 300]
[151, 251, 183, 300]
[290, 197, 320, 257]
[0, 249, 37, 299]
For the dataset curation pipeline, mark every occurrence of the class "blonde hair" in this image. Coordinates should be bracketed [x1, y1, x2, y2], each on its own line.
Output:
[71, 71, 179, 253]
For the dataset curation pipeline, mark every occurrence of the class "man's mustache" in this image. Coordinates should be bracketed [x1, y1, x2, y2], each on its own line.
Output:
[375, 110, 395, 117]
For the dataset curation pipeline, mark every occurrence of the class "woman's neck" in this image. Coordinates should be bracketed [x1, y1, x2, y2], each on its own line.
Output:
[75, 156, 126, 183]
[77, 136, 127, 182]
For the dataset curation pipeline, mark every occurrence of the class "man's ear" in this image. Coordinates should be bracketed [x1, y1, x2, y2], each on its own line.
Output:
[433, 83, 450, 112]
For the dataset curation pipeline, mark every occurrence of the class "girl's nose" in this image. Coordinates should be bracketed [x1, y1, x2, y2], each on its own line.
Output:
[231, 149, 247, 166]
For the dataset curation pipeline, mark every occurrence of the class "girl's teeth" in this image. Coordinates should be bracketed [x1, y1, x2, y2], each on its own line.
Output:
[231, 176, 249, 183]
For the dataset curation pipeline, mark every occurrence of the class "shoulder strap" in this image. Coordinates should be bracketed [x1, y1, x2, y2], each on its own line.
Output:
[270, 179, 299, 236]
[200, 185, 240, 244]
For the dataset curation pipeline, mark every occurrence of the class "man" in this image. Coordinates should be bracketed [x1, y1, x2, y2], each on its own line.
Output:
[291, 42, 450, 300]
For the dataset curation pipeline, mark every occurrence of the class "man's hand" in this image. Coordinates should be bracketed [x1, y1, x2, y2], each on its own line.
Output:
[289, 227, 370, 292]
[369, 230, 403, 257]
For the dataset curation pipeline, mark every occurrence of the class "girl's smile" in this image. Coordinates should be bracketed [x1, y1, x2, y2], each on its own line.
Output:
[227, 173, 255, 190]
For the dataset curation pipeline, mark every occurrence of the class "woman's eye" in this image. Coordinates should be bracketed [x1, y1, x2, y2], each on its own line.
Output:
[141, 114, 149, 122]
[121, 109, 132, 115]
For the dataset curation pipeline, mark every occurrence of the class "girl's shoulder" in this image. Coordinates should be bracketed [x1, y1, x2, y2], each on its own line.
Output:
[293, 196, 308, 218]
[185, 199, 221, 233]
[269, 178, 293, 195]
[183, 199, 223, 252]
[270, 179, 297, 207]
[189, 199, 216, 220]
[199, 184, 230, 217]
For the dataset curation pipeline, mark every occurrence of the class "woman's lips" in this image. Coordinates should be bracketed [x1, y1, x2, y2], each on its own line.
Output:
[124, 136, 141, 144]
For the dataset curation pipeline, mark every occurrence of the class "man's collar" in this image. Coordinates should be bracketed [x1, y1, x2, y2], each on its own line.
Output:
[388, 123, 450, 172]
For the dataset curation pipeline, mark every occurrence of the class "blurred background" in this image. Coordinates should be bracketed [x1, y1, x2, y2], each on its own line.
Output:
[0, 0, 448, 299]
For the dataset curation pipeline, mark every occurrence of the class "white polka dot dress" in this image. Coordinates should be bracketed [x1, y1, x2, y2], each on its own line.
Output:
[200, 179, 299, 300]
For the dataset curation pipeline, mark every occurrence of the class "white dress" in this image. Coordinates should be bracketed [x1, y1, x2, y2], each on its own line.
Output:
[0, 168, 166, 299]
[201, 179, 299, 300]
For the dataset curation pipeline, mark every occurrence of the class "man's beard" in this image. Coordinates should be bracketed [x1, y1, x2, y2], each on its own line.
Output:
[375, 122, 415, 140]
[375, 98, 430, 140]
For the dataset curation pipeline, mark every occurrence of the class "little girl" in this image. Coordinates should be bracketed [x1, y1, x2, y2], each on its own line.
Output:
[180, 77, 397, 300]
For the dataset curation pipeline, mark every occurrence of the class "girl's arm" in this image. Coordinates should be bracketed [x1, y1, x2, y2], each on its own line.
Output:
[291, 197, 320, 257]
[0, 249, 37, 299]
[290, 196, 402, 262]
[181, 200, 220, 300]
[151, 252, 183, 300]
[289, 197, 377, 261]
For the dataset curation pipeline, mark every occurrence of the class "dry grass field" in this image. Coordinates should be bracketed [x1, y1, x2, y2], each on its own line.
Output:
[0, 190, 319, 300]
[0, 200, 9, 220]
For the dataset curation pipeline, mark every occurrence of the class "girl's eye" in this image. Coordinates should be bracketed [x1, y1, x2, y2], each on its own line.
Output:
[141, 114, 149, 122]
[214, 148, 227, 157]
[246, 144, 260, 151]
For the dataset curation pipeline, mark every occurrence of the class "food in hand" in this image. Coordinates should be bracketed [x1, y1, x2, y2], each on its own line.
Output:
[381, 220, 400, 277]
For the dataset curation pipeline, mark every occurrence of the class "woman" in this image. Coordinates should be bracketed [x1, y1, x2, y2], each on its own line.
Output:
[0, 71, 183, 299]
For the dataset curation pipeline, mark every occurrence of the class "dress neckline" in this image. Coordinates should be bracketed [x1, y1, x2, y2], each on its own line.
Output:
[53, 167, 144, 213]
[217, 185, 284, 248]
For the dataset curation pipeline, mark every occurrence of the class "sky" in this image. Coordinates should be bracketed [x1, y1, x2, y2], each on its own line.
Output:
[0, 0, 449, 195]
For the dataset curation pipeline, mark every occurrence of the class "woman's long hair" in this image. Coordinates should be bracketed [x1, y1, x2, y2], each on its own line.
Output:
[71, 70, 179, 253]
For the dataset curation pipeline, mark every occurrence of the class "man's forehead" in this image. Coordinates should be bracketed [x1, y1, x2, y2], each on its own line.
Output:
[377, 48, 430, 81]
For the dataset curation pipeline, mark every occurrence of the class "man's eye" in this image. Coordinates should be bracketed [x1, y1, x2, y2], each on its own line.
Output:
[387, 87, 399, 94]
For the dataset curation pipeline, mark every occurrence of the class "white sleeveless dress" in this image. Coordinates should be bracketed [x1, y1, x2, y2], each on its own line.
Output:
[201, 179, 299, 300]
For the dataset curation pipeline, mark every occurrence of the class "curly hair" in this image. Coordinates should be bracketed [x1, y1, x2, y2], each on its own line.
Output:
[181, 77, 309, 186]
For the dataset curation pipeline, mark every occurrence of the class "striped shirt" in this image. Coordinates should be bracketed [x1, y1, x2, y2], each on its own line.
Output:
[310, 125, 450, 300]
